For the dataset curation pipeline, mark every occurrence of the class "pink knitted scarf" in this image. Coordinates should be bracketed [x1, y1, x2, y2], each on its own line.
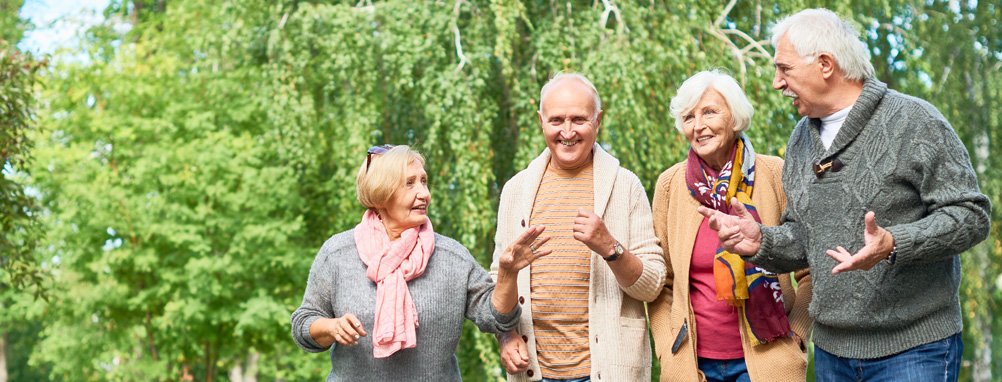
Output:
[353, 209, 435, 358]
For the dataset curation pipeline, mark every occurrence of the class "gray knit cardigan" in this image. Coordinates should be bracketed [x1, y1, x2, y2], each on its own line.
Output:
[752, 78, 991, 359]
[291, 230, 520, 381]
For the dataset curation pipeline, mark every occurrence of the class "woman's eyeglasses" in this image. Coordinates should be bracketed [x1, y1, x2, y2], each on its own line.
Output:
[366, 144, 395, 170]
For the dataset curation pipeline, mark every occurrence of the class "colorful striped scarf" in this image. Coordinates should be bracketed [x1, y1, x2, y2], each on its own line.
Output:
[685, 134, 791, 345]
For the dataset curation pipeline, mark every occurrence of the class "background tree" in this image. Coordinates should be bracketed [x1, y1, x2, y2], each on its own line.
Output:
[9, 0, 1000, 381]
[0, 2, 48, 380]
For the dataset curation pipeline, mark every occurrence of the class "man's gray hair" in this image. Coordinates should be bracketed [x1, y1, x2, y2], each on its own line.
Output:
[669, 70, 754, 134]
[770, 8, 875, 81]
[538, 73, 602, 115]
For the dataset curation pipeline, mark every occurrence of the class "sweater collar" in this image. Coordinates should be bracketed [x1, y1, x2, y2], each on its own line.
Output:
[522, 143, 620, 218]
[809, 77, 888, 160]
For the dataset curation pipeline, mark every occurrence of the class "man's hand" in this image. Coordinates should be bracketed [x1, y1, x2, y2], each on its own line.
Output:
[573, 208, 617, 257]
[696, 198, 763, 256]
[498, 331, 529, 374]
[826, 211, 895, 274]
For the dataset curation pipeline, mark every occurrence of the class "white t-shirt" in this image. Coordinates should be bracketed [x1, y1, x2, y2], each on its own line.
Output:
[820, 106, 853, 150]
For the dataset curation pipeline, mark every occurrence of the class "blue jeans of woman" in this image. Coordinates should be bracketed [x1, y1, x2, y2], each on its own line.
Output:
[814, 333, 962, 382]
[697, 357, 750, 382]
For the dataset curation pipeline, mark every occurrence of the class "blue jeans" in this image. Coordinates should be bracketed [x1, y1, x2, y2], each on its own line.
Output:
[697, 357, 750, 382]
[814, 333, 963, 382]
[541, 378, 590, 382]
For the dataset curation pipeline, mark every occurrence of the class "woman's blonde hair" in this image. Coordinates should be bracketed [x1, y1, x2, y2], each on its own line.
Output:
[356, 145, 426, 209]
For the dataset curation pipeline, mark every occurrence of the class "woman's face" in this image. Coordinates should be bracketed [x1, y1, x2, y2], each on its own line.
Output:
[378, 161, 431, 233]
[681, 88, 737, 171]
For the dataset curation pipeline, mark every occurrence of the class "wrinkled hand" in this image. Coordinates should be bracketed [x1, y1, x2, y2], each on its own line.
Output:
[500, 225, 551, 272]
[696, 198, 762, 256]
[573, 208, 617, 256]
[498, 331, 529, 374]
[330, 313, 367, 346]
[827, 211, 895, 274]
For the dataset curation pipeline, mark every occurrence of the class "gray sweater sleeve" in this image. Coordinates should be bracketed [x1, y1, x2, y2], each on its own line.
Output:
[290, 245, 335, 353]
[883, 113, 991, 266]
[462, 248, 521, 334]
[749, 129, 811, 274]
[755, 215, 811, 274]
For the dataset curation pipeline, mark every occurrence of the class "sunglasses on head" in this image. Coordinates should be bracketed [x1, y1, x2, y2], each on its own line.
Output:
[366, 144, 395, 170]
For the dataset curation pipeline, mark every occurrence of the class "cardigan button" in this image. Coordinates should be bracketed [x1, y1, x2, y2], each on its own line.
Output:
[518, 296, 525, 304]
[521, 335, 528, 343]
[526, 370, 534, 377]
[521, 219, 526, 227]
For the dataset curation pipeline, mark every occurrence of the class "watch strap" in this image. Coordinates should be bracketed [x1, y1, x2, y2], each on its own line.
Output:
[604, 241, 623, 262]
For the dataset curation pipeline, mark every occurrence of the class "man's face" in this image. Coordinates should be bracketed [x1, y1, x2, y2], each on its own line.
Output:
[538, 80, 602, 170]
[773, 34, 829, 118]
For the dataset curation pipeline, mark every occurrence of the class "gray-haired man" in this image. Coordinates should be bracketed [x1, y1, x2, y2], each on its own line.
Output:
[700, 8, 990, 382]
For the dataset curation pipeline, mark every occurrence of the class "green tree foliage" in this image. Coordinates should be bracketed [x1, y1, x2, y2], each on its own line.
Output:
[0, 0, 27, 44]
[0, 36, 44, 293]
[1, 11, 50, 381]
[13, 0, 1001, 381]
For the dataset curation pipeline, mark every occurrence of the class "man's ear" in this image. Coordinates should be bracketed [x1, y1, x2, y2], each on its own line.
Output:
[817, 53, 837, 80]
[537, 110, 544, 127]
[595, 110, 604, 129]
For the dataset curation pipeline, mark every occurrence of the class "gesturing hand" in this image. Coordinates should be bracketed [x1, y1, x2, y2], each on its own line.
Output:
[696, 198, 762, 256]
[499, 225, 551, 272]
[330, 313, 367, 346]
[498, 330, 529, 374]
[827, 211, 895, 274]
[573, 208, 617, 256]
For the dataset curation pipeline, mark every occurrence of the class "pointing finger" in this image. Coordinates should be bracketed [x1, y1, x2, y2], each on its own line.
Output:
[696, 206, 715, 219]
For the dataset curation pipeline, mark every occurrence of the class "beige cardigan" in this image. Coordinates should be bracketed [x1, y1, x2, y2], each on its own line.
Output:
[648, 154, 813, 382]
[490, 144, 667, 382]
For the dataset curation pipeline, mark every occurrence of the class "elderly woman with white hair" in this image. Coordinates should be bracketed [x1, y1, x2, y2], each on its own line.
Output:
[648, 70, 813, 382]
[291, 145, 549, 381]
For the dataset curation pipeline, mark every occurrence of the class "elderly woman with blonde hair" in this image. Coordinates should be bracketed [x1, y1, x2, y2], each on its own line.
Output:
[648, 70, 813, 382]
[292, 145, 549, 381]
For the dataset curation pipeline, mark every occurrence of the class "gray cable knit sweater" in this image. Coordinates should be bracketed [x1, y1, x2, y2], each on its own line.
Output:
[291, 230, 520, 381]
[751, 78, 991, 359]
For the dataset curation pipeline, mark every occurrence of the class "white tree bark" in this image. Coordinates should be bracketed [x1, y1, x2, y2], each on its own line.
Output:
[244, 350, 259, 382]
[229, 350, 260, 382]
[0, 331, 8, 382]
[970, 128, 993, 382]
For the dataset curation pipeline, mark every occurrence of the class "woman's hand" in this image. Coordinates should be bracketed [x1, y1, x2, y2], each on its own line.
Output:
[330, 313, 367, 346]
[498, 225, 551, 272]
[311, 314, 368, 347]
[493, 225, 551, 314]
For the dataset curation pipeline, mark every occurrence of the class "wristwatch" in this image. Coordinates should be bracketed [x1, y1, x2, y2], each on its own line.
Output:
[884, 245, 897, 265]
[605, 241, 624, 262]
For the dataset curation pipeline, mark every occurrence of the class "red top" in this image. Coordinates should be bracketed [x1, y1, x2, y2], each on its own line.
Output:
[688, 166, 744, 360]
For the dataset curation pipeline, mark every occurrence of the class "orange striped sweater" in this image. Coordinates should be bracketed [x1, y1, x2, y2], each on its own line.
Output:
[529, 163, 594, 379]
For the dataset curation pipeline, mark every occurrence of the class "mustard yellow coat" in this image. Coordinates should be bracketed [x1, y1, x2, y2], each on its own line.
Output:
[649, 154, 812, 382]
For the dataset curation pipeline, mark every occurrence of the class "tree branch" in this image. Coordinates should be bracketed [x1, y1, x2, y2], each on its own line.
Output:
[452, 0, 470, 72]
[714, 0, 738, 27]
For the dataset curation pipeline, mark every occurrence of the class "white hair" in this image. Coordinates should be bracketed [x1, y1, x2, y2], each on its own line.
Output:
[538, 73, 602, 116]
[669, 70, 754, 134]
[770, 8, 875, 81]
